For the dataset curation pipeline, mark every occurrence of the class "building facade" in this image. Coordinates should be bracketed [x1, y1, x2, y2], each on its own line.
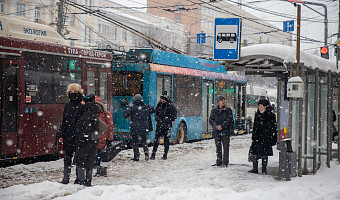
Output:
[0, 0, 185, 52]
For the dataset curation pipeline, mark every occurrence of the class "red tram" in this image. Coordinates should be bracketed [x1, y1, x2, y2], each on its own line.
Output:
[0, 16, 112, 162]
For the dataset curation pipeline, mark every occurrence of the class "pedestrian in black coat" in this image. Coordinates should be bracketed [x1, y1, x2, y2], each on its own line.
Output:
[123, 94, 156, 161]
[248, 99, 277, 174]
[74, 94, 100, 186]
[150, 91, 177, 160]
[59, 83, 84, 184]
[209, 96, 234, 167]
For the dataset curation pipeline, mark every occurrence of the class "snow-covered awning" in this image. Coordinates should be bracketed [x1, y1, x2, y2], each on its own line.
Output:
[226, 44, 338, 76]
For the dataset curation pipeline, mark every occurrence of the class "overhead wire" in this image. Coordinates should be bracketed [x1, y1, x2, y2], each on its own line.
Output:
[63, 0, 186, 54]
[193, 0, 327, 45]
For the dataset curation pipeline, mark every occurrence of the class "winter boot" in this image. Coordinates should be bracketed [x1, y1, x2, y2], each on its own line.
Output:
[74, 179, 79, 184]
[162, 153, 167, 160]
[60, 165, 71, 184]
[150, 152, 156, 160]
[262, 158, 268, 174]
[145, 153, 149, 161]
[100, 167, 107, 177]
[85, 179, 92, 187]
[77, 180, 86, 186]
[248, 159, 258, 174]
[94, 167, 102, 177]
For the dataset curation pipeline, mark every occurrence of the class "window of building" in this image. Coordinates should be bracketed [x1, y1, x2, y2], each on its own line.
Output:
[85, 26, 91, 43]
[174, 16, 180, 24]
[35, 6, 41, 22]
[174, 4, 180, 13]
[122, 30, 127, 41]
[0, 0, 5, 13]
[70, 14, 75, 27]
[17, 2, 26, 16]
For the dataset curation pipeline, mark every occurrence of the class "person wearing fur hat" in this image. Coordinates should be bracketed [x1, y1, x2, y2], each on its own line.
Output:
[150, 91, 177, 160]
[209, 95, 234, 167]
[123, 94, 156, 161]
[59, 83, 84, 184]
[248, 98, 277, 174]
[94, 96, 114, 177]
[74, 94, 100, 186]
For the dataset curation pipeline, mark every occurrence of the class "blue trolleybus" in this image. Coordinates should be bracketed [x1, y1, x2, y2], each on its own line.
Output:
[111, 49, 247, 144]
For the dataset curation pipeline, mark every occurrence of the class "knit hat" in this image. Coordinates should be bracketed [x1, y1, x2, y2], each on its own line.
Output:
[134, 94, 142, 101]
[160, 91, 169, 101]
[258, 98, 270, 108]
[216, 96, 225, 102]
[83, 94, 95, 103]
[66, 83, 84, 95]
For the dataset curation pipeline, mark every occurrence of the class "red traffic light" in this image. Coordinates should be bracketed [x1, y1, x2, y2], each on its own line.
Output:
[320, 46, 329, 59]
[320, 47, 328, 54]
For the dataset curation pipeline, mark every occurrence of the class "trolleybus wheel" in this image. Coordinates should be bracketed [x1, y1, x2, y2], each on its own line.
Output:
[176, 122, 187, 144]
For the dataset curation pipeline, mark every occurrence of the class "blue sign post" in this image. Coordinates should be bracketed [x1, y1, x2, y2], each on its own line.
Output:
[197, 33, 206, 44]
[283, 20, 294, 32]
[214, 18, 241, 60]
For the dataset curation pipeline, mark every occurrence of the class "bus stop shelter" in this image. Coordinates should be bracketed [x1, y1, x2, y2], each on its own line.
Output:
[226, 44, 339, 178]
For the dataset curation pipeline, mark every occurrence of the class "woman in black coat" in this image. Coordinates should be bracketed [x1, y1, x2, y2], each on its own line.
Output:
[59, 83, 84, 184]
[249, 99, 277, 174]
[74, 94, 99, 186]
[123, 94, 156, 161]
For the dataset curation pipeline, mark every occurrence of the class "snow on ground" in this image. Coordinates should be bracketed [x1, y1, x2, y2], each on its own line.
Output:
[1, 134, 340, 200]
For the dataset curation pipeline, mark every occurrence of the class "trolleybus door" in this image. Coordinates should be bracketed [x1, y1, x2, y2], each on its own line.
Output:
[203, 79, 213, 134]
[86, 65, 111, 111]
[1, 59, 19, 156]
[235, 83, 246, 133]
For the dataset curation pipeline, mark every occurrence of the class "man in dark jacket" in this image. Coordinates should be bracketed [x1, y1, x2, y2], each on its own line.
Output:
[209, 96, 233, 167]
[248, 99, 277, 174]
[74, 94, 100, 186]
[59, 83, 84, 184]
[123, 94, 156, 161]
[150, 91, 177, 160]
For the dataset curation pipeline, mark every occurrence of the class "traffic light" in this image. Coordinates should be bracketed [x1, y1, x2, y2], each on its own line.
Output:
[320, 46, 329, 59]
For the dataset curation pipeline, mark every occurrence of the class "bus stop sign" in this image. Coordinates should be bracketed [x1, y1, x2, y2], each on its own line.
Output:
[214, 18, 241, 61]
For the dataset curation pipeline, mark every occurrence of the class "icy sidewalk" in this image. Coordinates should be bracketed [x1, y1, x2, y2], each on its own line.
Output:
[1, 134, 340, 200]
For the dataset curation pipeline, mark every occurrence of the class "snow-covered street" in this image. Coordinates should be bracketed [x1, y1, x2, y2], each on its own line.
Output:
[1, 134, 340, 200]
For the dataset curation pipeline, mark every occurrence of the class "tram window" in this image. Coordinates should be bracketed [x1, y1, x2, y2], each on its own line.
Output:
[215, 80, 235, 109]
[24, 52, 82, 104]
[112, 71, 143, 96]
[173, 75, 202, 117]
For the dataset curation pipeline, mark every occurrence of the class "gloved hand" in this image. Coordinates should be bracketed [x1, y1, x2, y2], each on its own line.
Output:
[106, 140, 113, 147]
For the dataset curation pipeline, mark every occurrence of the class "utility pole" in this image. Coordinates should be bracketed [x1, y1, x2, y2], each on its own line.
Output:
[296, 4, 301, 77]
[57, 0, 64, 37]
[283, 0, 328, 58]
[337, 0, 340, 69]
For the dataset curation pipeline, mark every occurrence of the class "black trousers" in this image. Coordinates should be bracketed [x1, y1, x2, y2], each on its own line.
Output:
[132, 134, 149, 158]
[215, 135, 230, 166]
[62, 150, 75, 180]
[152, 128, 170, 154]
[76, 166, 93, 181]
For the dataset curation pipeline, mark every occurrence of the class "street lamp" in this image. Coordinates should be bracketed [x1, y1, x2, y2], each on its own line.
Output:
[187, 18, 207, 55]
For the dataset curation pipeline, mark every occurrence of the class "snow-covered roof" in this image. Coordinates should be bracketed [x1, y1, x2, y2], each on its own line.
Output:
[240, 44, 338, 73]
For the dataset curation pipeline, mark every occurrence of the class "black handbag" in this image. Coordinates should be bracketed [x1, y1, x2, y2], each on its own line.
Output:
[98, 117, 108, 136]
[99, 141, 126, 162]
